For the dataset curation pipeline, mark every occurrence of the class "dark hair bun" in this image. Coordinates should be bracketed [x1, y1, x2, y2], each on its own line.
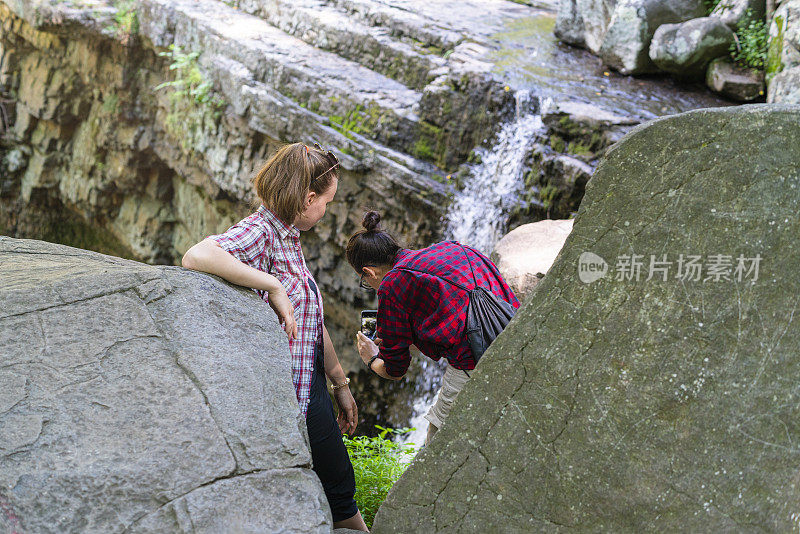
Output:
[362, 211, 381, 232]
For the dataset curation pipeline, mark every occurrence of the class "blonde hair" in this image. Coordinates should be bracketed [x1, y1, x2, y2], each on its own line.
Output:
[252, 143, 339, 224]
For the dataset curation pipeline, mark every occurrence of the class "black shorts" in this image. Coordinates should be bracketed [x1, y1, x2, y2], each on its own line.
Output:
[306, 345, 359, 522]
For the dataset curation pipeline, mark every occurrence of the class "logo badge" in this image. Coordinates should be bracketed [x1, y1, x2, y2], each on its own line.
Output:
[578, 252, 608, 284]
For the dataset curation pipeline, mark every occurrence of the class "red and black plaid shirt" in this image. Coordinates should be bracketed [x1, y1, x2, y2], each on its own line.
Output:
[376, 241, 520, 377]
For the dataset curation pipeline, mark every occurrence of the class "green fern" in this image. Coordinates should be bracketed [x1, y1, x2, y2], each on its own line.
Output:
[342, 426, 416, 528]
[153, 44, 226, 150]
[329, 105, 370, 140]
[730, 10, 768, 70]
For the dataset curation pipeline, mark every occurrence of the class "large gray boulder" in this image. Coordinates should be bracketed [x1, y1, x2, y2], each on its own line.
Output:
[599, 0, 707, 74]
[769, 65, 800, 101]
[372, 104, 800, 532]
[0, 238, 331, 533]
[555, 0, 618, 53]
[649, 17, 735, 78]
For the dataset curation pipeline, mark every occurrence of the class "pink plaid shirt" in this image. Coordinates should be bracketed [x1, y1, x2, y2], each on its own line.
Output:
[207, 205, 323, 416]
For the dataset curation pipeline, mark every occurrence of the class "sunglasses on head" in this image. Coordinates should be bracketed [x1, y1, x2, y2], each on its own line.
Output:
[305, 142, 340, 182]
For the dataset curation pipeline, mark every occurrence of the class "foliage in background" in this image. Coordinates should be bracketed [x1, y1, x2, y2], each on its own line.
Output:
[155, 45, 226, 109]
[343, 426, 417, 528]
[154, 44, 226, 150]
[329, 105, 371, 141]
[766, 13, 785, 80]
[730, 10, 769, 70]
[105, 0, 139, 45]
[704, 0, 726, 15]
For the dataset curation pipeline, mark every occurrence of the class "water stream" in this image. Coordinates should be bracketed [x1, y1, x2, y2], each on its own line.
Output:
[445, 90, 551, 255]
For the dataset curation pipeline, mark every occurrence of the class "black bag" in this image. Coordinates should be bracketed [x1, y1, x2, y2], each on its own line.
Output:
[395, 244, 516, 363]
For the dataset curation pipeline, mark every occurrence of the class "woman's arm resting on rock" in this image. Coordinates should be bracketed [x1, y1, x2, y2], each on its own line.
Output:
[182, 239, 281, 291]
[323, 325, 358, 434]
[181, 239, 297, 340]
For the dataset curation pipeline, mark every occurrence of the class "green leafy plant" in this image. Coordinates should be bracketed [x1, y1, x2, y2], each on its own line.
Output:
[343, 426, 417, 528]
[412, 138, 435, 160]
[329, 105, 371, 140]
[155, 44, 225, 108]
[704, 0, 728, 15]
[730, 10, 768, 70]
[104, 0, 139, 45]
[154, 44, 226, 149]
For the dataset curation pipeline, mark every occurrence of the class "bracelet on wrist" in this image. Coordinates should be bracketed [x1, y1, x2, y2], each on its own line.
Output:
[331, 377, 350, 391]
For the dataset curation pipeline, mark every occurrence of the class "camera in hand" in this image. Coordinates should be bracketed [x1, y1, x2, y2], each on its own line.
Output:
[360, 310, 377, 339]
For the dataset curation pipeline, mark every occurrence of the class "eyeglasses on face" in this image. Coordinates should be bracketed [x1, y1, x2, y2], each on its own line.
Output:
[359, 270, 375, 291]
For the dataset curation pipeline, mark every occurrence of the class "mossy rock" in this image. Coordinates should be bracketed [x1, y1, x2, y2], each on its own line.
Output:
[765, 13, 786, 84]
[374, 105, 800, 532]
[411, 121, 447, 166]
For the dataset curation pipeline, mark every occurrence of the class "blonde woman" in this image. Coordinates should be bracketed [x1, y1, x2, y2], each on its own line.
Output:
[182, 143, 368, 531]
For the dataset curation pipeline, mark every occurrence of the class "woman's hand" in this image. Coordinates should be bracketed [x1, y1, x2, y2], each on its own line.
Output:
[267, 286, 298, 341]
[333, 386, 358, 434]
[356, 331, 380, 365]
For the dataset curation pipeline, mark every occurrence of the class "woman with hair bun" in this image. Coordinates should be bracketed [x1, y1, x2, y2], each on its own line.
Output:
[182, 143, 368, 531]
[347, 211, 520, 445]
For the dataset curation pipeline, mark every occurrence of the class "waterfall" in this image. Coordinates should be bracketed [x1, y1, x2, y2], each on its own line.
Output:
[443, 91, 551, 255]
[399, 91, 549, 447]
[398, 357, 447, 447]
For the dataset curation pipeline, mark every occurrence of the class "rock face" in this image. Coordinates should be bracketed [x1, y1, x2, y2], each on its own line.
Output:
[0, 0, 533, 369]
[541, 101, 640, 155]
[0, 237, 330, 533]
[767, 0, 800, 103]
[490, 218, 574, 301]
[649, 17, 735, 78]
[555, 0, 618, 53]
[599, 0, 707, 74]
[506, 101, 640, 228]
[706, 56, 766, 100]
[373, 105, 800, 532]
[556, 0, 796, 104]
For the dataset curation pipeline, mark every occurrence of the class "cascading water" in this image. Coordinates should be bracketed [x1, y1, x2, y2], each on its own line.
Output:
[400, 91, 551, 447]
[445, 91, 551, 255]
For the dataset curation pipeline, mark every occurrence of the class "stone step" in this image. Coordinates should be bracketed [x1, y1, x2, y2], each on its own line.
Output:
[324, 0, 464, 52]
[137, 0, 425, 154]
[206, 53, 447, 200]
[9, 0, 520, 172]
[236, 0, 446, 90]
[327, 0, 542, 48]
